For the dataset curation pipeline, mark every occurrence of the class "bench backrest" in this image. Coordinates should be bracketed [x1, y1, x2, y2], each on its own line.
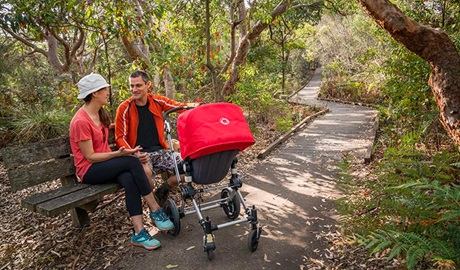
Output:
[2, 137, 76, 191]
[1, 130, 116, 191]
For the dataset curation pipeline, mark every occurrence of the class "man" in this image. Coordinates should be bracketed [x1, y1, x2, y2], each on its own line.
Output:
[115, 70, 197, 206]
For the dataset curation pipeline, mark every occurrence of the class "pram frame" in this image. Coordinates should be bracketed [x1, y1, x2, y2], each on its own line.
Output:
[162, 106, 261, 261]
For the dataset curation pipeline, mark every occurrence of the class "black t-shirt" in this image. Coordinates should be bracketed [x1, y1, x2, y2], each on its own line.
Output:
[135, 102, 162, 152]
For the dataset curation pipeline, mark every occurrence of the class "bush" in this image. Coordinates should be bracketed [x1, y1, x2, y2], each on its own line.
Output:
[9, 108, 72, 145]
[338, 147, 460, 269]
[319, 78, 380, 104]
[230, 66, 293, 132]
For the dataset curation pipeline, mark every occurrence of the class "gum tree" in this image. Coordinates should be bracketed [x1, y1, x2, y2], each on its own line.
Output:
[0, 0, 88, 76]
[357, 0, 460, 145]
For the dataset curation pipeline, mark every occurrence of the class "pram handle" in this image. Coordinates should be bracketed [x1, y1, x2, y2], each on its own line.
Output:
[163, 106, 194, 119]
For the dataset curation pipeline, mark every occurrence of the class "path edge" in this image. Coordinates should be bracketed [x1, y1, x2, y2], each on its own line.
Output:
[257, 109, 329, 159]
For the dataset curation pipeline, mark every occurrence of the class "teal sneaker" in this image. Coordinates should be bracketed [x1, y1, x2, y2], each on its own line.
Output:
[131, 229, 161, 250]
[150, 207, 174, 231]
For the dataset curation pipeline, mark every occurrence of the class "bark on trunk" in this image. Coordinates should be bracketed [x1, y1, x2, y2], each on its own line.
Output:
[163, 66, 176, 99]
[46, 35, 65, 72]
[120, 35, 151, 67]
[357, 0, 460, 145]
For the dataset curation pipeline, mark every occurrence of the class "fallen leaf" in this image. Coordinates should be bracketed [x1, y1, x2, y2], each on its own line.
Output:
[166, 264, 178, 269]
[264, 253, 271, 262]
[51, 250, 61, 258]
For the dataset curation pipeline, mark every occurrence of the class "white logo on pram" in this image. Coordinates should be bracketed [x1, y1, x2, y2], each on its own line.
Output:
[219, 118, 230, 125]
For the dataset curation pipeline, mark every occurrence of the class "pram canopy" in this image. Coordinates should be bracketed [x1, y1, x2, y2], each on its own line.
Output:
[178, 102, 255, 160]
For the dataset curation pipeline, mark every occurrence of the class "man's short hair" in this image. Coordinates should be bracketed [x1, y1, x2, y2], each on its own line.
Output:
[130, 70, 150, 84]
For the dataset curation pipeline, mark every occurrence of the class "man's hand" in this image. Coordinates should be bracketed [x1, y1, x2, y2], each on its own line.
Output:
[186, 102, 200, 108]
[134, 151, 149, 164]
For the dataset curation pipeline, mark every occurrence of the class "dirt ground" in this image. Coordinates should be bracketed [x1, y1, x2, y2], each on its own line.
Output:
[0, 119, 281, 270]
[0, 109, 400, 270]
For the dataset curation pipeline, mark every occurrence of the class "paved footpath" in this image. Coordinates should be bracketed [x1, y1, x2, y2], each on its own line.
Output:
[109, 68, 378, 270]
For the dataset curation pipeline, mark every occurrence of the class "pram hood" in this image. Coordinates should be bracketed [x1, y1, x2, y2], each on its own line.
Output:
[178, 102, 255, 160]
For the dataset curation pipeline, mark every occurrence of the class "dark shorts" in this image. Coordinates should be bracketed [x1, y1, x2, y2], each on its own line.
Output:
[147, 149, 182, 175]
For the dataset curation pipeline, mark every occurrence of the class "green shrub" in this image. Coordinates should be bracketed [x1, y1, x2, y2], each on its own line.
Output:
[319, 78, 379, 104]
[338, 148, 460, 269]
[230, 66, 292, 131]
[9, 108, 72, 144]
[275, 114, 293, 133]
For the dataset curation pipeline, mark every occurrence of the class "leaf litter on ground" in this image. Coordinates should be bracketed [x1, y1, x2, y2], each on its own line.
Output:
[0, 104, 399, 270]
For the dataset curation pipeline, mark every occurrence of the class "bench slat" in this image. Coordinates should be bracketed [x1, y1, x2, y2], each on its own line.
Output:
[22, 183, 90, 211]
[1, 137, 71, 167]
[35, 183, 122, 217]
[8, 157, 75, 191]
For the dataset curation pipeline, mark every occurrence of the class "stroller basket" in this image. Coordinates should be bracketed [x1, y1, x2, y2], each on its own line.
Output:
[188, 149, 239, 185]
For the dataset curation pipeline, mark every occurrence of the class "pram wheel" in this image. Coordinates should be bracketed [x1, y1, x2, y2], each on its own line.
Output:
[248, 229, 260, 252]
[206, 249, 214, 261]
[220, 189, 241, 220]
[203, 232, 216, 261]
[164, 198, 181, 236]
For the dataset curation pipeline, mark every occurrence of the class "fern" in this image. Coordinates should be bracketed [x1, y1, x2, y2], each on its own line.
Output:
[407, 245, 427, 269]
[372, 240, 394, 255]
[387, 243, 403, 261]
[339, 148, 460, 269]
[359, 230, 434, 269]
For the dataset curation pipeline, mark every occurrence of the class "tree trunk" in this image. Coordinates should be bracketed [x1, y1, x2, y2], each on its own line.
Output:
[153, 72, 161, 91]
[46, 35, 65, 72]
[204, 0, 219, 100]
[163, 66, 176, 99]
[120, 35, 151, 69]
[221, 2, 292, 96]
[357, 0, 460, 145]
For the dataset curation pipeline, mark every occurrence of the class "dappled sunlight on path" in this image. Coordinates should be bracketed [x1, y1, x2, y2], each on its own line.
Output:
[110, 68, 378, 270]
[236, 67, 378, 268]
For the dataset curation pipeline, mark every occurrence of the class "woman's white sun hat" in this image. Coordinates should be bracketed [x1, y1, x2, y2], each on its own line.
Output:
[77, 73, 111, 99]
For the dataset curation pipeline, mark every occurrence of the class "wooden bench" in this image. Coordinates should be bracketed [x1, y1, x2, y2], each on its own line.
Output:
[1, 132, 165, 228]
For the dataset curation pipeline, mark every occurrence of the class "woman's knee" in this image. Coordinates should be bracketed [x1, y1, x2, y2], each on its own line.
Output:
[118, 172, 137, 190]
[123, 155, 144, 169]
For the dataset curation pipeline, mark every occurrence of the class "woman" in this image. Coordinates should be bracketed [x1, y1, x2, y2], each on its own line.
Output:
[69, 73, 173, 251]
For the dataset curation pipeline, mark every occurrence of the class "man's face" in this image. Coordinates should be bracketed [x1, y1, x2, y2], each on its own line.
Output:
[129, 76, 151, 103]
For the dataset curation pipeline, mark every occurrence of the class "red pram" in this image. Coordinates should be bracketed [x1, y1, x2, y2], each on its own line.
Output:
[177, 103, 255, 184]
[162, 102, 261, 261]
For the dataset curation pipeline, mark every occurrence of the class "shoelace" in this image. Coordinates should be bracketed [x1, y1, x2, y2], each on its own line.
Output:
[158, 210, 168, 221]
[152, 209, 168, 221]
[140, 230, 154, 240]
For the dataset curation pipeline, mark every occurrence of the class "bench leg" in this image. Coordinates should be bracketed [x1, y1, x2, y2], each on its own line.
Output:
[61, 176, 97, 227]
[79, 200, 100, 212]
[70, 208, 90, 227]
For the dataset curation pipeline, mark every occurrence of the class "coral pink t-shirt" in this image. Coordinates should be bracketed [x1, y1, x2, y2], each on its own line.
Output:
[69, 108, 111, 181]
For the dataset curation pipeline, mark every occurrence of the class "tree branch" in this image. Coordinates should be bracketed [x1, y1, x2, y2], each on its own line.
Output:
[2, 28, 47, 56]
[70, 27, 85, 60]
[357, 0, 460, 145]
[221, 1, 292, 96]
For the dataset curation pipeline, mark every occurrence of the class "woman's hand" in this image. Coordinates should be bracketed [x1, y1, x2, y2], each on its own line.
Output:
[118, 145, 143, 156]
[79, 140, 144, 163]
